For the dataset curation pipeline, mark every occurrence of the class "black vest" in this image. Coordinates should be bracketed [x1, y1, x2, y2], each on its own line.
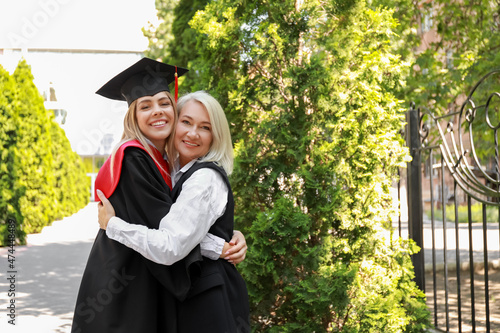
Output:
[172, 161, 234, 242]
[171, 162, 250, 333]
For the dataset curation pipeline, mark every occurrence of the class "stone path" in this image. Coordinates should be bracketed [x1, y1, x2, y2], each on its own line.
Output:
[0, 203, 99, 333]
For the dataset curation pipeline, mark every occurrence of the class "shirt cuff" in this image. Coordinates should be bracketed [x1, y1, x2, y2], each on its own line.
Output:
[200, 233, 225, 260]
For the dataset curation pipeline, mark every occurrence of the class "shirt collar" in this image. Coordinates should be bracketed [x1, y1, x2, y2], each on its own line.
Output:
[172, 159, 197, 187]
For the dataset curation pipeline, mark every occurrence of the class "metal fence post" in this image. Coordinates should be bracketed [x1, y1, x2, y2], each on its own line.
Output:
[406, 104, 425, 292]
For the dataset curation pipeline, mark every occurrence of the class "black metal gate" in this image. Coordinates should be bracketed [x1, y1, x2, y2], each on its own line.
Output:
[403, 70, 500, 332]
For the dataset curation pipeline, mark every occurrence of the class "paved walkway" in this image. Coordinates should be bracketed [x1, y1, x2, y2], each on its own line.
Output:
[395, 219, 500, 272]
[0, 203, 99, 333]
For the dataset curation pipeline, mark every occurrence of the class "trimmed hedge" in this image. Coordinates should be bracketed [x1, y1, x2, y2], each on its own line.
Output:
[0, 59, 89, 246]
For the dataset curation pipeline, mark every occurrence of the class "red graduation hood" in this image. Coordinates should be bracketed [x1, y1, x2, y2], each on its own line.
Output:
[94, 140, 172, 201]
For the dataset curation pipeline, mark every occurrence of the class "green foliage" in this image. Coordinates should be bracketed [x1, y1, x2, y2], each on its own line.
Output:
[347, 239, 430, 333]
[0, 60, 90, 245]
[144, 0, 211, 91]
[13, 59, 58, 233]
[143, 0, 179, 60]
[383, 0, 500, 159]
[49, 121, 90, 220]
[148, 0, 432, 331]
[242, 196, 356, 331]
[384, 0, 500, 111]
[0, 65, 25, 245]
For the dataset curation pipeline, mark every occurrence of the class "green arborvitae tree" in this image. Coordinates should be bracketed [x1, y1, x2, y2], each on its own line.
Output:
[3, 59, 90, 238]
[0, 65, 25, 245]
[147, 0, 431, 330]
[49, 119, 90, 220]
[12, 59, 58, 234]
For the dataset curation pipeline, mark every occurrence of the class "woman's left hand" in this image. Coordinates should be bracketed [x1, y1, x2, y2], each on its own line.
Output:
[224, 230, 247, 265]
[96, 189, 116, 230]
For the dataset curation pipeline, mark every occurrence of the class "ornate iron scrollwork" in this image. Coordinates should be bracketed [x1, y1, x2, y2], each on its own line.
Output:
[417, 70, 500, 205]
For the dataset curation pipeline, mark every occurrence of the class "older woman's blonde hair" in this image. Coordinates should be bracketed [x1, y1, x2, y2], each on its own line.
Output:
[175, 91, 234, 175]
[110, 91, 177, 179]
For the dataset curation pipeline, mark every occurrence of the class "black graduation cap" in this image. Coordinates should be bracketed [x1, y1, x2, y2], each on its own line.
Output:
[96, 57, 188, 106]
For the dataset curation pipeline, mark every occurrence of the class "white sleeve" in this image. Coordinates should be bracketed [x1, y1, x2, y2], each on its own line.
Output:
[106, 168, 228, 265]
[200, 233, 225, 260]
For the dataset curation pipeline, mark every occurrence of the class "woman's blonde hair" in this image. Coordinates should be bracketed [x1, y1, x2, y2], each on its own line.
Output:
[175, 91, 234, 175]
[110, 91, 177, 179]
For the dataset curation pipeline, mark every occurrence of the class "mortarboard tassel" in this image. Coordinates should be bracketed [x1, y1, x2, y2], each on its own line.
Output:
[175, 66, 178, 102]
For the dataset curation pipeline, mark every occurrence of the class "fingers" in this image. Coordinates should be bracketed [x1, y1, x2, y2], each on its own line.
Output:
[224, 230, 248, 264]
[225, 243, 247, 265]
[227, 249, 246, 265]
[232, 230, 244, 243]
[227, 238, 245, 254]
[226, 240, 244, 254]
[96, 189, 115, 230]
[96, 189, 108, 204]
[229, 233, 239, 245]
[228, 230, 246, 251]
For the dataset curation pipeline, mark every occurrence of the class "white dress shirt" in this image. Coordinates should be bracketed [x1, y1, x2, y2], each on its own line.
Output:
[106, 160, 228, 265]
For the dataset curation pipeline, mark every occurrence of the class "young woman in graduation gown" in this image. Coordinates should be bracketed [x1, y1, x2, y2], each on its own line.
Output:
[97, 91, 251, 333]
[72, 59, 246, 333]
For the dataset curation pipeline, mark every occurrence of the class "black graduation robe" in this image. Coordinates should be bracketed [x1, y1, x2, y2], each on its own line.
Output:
[172, 162, 251, 333]
[71, 141, 201, 333]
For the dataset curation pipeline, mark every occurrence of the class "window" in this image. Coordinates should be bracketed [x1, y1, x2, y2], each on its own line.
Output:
[422, 9, 434, 33]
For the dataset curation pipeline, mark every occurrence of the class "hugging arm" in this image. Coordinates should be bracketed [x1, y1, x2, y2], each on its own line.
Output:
[98, 168, 246, 265]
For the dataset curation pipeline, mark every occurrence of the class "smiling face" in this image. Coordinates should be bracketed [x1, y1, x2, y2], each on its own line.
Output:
[135, 91, 175, 151]
[175, 100, 213, 167]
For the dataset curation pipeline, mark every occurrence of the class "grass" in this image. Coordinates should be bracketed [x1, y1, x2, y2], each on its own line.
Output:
[425, 202, 500, 223]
